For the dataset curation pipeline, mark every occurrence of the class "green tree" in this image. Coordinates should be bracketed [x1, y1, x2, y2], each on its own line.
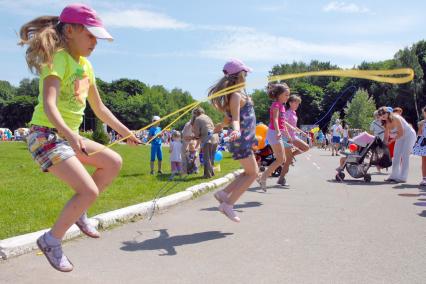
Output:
[0, 95, 37, 129]
[16, 78, 39, 97]
[344, 89, 376, 130]
[393, 44, 424, 123]
[0, 80, 16, 101]
[252, 89, 269, 124]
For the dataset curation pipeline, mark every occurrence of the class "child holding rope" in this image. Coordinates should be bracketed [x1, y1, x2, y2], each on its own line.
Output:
[210, 59, 258, 222]
[278, 94, 310, 186]
[258, 83, 291, 189]
[19, 4, 140, 272]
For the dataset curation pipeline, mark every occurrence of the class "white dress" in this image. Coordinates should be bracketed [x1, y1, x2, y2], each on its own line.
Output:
[413, 122, 426, 156]
[388, 115, 416, 181]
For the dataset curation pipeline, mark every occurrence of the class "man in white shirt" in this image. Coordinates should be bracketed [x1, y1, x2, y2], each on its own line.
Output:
[331, 119, 343, 156]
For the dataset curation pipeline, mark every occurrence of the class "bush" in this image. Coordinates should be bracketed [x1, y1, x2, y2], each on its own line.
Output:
[92, 119, 110, 145]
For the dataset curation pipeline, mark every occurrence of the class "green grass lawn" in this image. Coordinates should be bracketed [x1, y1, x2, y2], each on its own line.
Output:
[0, 142, 240, 240]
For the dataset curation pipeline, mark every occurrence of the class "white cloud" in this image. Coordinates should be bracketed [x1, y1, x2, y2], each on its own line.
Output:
[323, 2, 370, 13]
[101, 9, 189, 30]
[200, 31, 399, 64]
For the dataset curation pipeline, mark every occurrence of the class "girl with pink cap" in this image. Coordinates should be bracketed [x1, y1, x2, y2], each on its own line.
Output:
[19, 4, 140, 272]
[210, 59, 258, 222]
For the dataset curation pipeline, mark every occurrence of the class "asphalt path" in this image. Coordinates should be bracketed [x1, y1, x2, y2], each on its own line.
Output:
[1, 148, 425, 283]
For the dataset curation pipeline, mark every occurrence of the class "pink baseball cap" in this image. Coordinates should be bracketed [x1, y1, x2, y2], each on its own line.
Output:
[223, 58, 253, 75]
[59, 3, 113, 41]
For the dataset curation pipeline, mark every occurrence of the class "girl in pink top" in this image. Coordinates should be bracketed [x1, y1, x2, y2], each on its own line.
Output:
[278, 95, 310, 185]
[258, 83, 291, 191]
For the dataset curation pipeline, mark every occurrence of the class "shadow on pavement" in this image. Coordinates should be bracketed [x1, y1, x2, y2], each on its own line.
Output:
[392, 184, 421, 189]
[326, 179, 388, 186]
[200, 201, 263, 213]
[248, 185, 288, 192]
[419, 210, 426, 217]
[398, 193, 426, 197]
[120, 229, 233, 256]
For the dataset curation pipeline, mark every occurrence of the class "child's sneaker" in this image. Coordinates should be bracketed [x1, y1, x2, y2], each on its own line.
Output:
[256, 177, 267, 192]
[218, 202, 240, 222]
[76, 218, 100, 238]
[37, 233, 73, 272]
[214, 190, 229, 204]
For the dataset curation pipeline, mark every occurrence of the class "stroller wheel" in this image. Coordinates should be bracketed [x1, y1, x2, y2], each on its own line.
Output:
[259, 166, 265, 172]
[335, 171, 345, 182]
[364, 174, 372, 182]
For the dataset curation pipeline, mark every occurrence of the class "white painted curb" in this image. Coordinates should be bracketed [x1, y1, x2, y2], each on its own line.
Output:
[0, 170, 242, 260]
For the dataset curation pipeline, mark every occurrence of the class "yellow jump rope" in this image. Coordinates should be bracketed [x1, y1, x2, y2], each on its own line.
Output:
[88, 68, 414, 156]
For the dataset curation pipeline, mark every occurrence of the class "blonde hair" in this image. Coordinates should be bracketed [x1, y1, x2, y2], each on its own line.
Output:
[18, 16, 65, 74]
[208, 71, 246, 113]
[19, 16, 82, 74]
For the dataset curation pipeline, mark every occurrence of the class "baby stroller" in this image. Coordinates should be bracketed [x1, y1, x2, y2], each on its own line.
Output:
[254, 144, 282, 177]
[335, 136, 392, 183]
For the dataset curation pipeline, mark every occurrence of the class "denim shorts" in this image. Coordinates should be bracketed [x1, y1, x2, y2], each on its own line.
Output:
[332, 136, 341, 144]
[266, 129, 292, 148]
[266, 129, 281, 145]
[27, 125, 75, 172]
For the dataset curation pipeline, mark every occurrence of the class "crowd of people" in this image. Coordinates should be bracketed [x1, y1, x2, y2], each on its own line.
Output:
[146, 106, 221, 178]
[0, 128, 29, 141]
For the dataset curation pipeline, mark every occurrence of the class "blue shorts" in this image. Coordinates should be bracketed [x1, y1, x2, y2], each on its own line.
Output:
[150, 144, 163, 161]
[332, 136, 341, 144]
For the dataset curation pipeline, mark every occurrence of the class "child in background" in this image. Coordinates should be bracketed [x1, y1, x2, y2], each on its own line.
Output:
[186, 140, 199, 174]
[258, 83, 291, 189]
[149, 115, 163, 174]
[278, 94, 309, 186]
[413, 106, 426, 186]
[210, 58, 258, 222]
[170, 131, 183, 175]
[19, 3, 140, 272]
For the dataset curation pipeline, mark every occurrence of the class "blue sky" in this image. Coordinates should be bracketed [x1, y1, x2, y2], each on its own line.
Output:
[1, 0, 425, 100]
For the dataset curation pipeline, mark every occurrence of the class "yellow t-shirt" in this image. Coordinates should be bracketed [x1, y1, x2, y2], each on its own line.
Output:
[30, 49, 95, 132]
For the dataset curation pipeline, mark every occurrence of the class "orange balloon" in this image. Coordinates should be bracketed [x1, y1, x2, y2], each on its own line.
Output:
[255, 124, 268, 140]
[258, 137, 266, 149]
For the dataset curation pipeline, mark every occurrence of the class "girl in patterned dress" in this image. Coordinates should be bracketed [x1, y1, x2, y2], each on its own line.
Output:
[413, 106, 426, 186]
[209, 59, 258, 222]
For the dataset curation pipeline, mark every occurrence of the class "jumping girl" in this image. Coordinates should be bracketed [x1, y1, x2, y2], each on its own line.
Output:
[19, 4, 140, 272]
[210, 59, 258, 222]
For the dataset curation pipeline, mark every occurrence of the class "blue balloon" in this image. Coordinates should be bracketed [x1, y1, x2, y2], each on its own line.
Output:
[214, 151, 223, 162]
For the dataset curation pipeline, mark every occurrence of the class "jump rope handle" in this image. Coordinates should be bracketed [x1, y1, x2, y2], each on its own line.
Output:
[223, 130, 241, 142]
